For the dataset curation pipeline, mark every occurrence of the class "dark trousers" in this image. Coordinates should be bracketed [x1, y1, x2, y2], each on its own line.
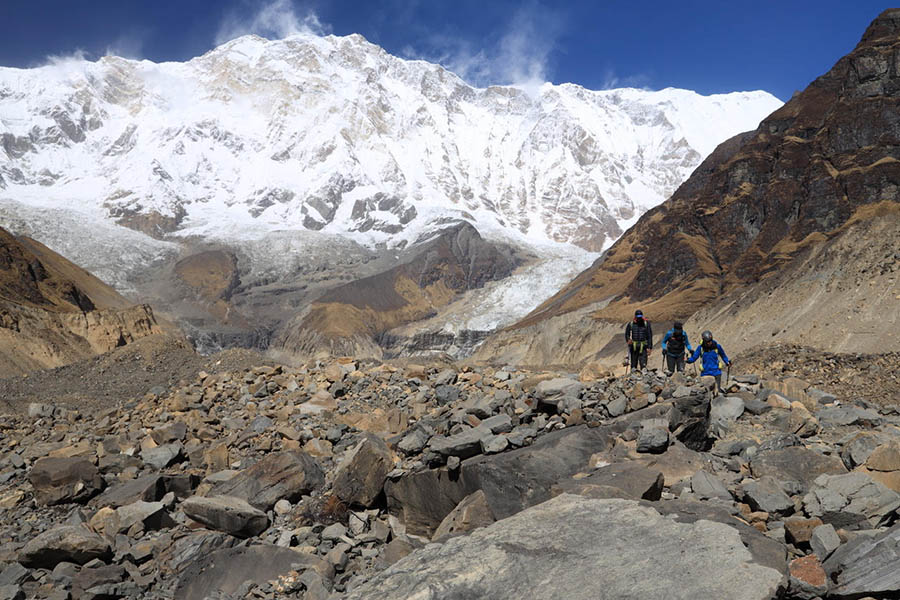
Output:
[666, 353, 685, 373]
[629, 344, 648, 370]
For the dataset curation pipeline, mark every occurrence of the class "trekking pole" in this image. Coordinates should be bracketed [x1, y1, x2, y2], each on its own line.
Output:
[726, 361, 732, 389]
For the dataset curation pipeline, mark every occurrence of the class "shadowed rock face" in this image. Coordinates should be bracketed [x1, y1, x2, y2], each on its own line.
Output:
[512, 8, 900, 329]
[272, 222, 522, 359]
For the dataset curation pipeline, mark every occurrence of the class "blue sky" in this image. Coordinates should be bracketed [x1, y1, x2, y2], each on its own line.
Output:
[0, 1, 891, 100]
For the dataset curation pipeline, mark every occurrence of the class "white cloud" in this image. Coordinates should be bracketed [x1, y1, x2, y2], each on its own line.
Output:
[404, 1, 562, 95]
[215, 0, 330, 45]
[105, 32, 147, 60]
[600, 68, 651, 90]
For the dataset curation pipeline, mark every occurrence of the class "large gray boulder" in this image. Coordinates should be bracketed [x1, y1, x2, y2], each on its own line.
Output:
[750, 447, 846, 494]
[182, 495, 269, 538]
[386, 425, 612, 536]
[803, 472, 900, 529]
[553, 462, 664, 501]
[534, 378, 583, 413]
[29, 457, 104, 506]
[18, 526, 111, 568]
[173, 544, 333, 600]
[742, 476, 795, 516]
[210, 451, 324, 511]
[824, 522, 900, 598]
[333, 434, 393, 507]
[345, 495, 786, 600]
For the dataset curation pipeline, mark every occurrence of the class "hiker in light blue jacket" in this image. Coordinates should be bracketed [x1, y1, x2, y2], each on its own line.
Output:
[687, 330, 730, 392]
[661, 321, 692, 374]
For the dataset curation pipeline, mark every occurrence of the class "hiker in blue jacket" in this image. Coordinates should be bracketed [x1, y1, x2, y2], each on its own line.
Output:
[687, 330, 730, 392]
[661, 321, 692, 374]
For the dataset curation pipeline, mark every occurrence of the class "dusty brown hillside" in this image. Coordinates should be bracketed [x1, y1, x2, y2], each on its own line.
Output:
[0, 226, 167, 375]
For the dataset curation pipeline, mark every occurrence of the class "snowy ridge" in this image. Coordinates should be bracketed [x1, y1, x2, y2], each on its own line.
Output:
[0, 33, 782, 255]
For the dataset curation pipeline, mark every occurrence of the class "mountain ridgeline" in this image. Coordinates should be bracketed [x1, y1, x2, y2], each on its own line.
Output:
[0, 31, 779, 357]
[477, 8, 900, 366]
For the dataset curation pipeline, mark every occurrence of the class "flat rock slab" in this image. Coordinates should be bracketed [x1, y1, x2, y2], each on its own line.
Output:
[346, 495, 785, 600]
[210, 451, 324, 511]
[824, 522, 900, 598]
[29, 457, 104, 506]
[182, 495, 269, 538]
[751, 446, 846, 493]
[18, 525, 111, 569]
[174, 544, 333, 600]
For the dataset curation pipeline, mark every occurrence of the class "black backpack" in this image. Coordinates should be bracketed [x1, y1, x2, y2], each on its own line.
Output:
[667, 329, 686, 355]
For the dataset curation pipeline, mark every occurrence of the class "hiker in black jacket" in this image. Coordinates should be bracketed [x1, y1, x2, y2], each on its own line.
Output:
[624, 309, 652, 373]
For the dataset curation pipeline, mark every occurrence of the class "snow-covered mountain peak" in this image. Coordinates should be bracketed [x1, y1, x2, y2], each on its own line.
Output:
[0, 32, 782, 259]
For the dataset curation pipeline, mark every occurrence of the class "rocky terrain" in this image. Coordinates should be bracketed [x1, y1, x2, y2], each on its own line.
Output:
[0, 226, 165, 376]
[477, 8, 900, 367]
[1, 343, 900, 599]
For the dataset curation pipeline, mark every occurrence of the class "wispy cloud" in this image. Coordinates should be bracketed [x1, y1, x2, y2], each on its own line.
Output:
[105, 29, 148, 60]
[600, 68, 651, 90]
[215, 0, 330, 46]
[404, 1, 563, 95]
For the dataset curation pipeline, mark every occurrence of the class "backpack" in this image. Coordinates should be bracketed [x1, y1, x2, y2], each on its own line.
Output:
[667, 329, 685, 355]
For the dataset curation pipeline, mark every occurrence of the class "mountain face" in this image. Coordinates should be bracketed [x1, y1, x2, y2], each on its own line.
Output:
[477, 9, 900, 366]
[0, 32, 780, 355]
[0, 226, 164, 374]
[271, 222, 523, 359]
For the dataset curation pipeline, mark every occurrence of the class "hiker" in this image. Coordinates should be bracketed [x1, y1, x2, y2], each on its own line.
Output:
[687, 330, 730, 393]
[624, 309, 652, 373]
[661, 321, 692, 374]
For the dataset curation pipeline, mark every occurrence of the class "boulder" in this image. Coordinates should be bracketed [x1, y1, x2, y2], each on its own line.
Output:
[141, 442, 184, 470]
[788, 555, 828, 600]
[428, 427, 493, 460]
[386, 425, 612, 536]
[709, 396, 744, 437]
[554, 462, 664, 501]
[823, 522, 900, 598]
[810, 524, 841, 560]
[18, 526, 111, 569]
[803, 472, 900, 529]
[750, 446, 846, 494]
[29, 457, 104, 506]
[432, 490, 496, 541]
[89, 475, 165, 508]
[345, 496, 786, 600]
[174, 544, 333, 600]
[636, 419, 669, 454]
[332, 434, 393, 507]
[742, 476, 794, 516]
[690, 470, 731, 501]
[210, 451, 324, 511]
[783, 516, 824, 545]
[182, 495, 269, 538]
[840, 432, 885, 470]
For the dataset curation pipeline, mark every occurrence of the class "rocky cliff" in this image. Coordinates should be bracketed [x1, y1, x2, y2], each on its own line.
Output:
[0, 226, 164, 374]
[477, 9, 900, 366]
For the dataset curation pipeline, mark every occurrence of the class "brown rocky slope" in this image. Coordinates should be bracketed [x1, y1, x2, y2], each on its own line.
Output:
[476, 9, 900, 367]
[0, 226, 165, 375]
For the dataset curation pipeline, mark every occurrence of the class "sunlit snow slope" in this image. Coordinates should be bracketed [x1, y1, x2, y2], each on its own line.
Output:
[0, 33, 781, 253]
